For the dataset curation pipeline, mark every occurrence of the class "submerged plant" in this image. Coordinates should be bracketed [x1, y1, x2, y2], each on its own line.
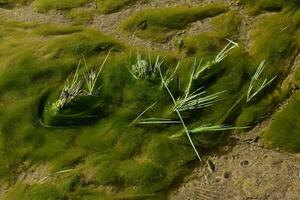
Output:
[132, 102, 181, 124]
[160, 61, 181, 88]
[214, 39, 238, 63]
[58, 52, 111, 109]
[131, 40, 240, 162]
[135, 118, 181, 124]
[38, 169, 73, 184]
[175, 63, 225, 112]
[158, 66, 203, 161]
[132, 102, 157, 123]
[175, 84, 225, 112]
[128, 51, 164, 79]
[59, 60, 83, 109]
[170, 124, 247, 138]
[193, 39, 238, 79]
[247, 60, 277, 102]
[83, 51, 110, 95]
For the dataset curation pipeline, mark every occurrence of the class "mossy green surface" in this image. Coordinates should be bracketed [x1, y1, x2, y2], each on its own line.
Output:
[0, 0, 143, 16]
[293, 62, 300, 86]
[0, 0, 142, 14]
[249, 10, 300, 62]
[239, 0, 299, 14]
[177, 6, 300, 131]
[34, 0, 89, 12]
[182, 11, 241, 57]
[97, 0, 142, 14]
[235, 9, 300, 128]
[210, 11, 242, 38]
[0, 0, 32, 7]
[34, 24, 83, 35]
[34, 0, 142, 13]
[121, 4, 226, 42]
[264, 92, 300, 152]
[0, 19, 206, 199]
[67, 8, 94, 25]
[0, 2, 300, 199]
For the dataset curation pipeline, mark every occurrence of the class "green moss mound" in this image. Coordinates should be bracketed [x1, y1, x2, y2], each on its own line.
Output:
[33, 0, 142, 13]
[42, 93, 105, 126]
[34, 0, 89, 12]
[97, 0, 142, 14]
[249, 10, 300, 62]
[0, 0, 142, 14]
[121, 4, 226, 42]
[239, 0, 299, 14]
[67, 8, 94, 25]
[181, 11, 241, 56]
[264, 92, 300, 152]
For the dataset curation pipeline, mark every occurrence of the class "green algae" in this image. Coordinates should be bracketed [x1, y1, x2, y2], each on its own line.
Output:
[67, 8, 94, 25]
[181, 11, 241, 57]
[0, 0, 143, 18]
[210, 11, 242, 38]
[249, 10, 300, 62]
[121, 4, 226, 42]
[97, 0, 142, 14]
[239, 0, 299, 14]
[40, 28, 124, 57]
[0, 20, 196, 198]
[34, 24, 83, 36]
[293, 61, 300, 86]
[0, 0, 32, 7]
[34, 0, 89, 12]
[34, 0, 142, 14]
[0, 2, 300, 199]
[264, 92, 300, 152]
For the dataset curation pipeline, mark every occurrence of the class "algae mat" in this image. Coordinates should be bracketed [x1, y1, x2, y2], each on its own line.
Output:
[0, 0, 300, 199]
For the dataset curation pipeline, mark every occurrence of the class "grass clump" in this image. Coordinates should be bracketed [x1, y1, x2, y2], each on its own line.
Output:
[263, 92, 300, 152]
[247, 60, 277, 102]
[121, 4, 226, 42]
[42, 52, 111, 126]
[128, 51, 164, 79]
[133, 41, 243, 161]
[58, 60, 83, 108]
[83, 52, 110, 95]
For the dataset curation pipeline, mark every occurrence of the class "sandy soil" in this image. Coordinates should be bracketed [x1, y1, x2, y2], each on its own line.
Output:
[169, 142, 300, 200]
